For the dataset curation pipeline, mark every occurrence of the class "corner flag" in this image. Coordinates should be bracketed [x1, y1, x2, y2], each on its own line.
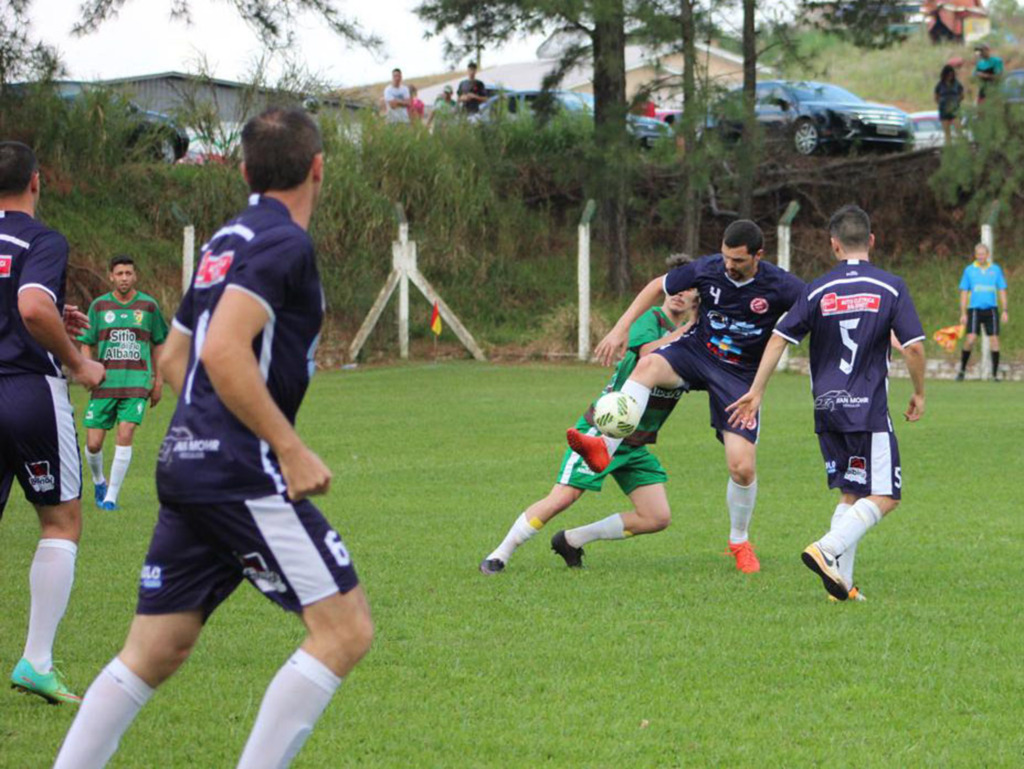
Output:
[932, 324, 964, 353]
[430, 301, 442, 336]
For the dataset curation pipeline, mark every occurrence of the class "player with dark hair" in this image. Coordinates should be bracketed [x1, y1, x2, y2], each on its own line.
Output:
[54, 108, 373, 769]
[727, 205, 926, 600]
[1, 141, 105, 704]
[567, 220, 805, 573]
[78, 254, 168, 510]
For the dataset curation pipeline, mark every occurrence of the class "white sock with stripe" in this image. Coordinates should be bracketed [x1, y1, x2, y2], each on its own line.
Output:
[236, 649, 342, 769]
[53, 657, 154, 769]
[831, 503, 855, 585]
[565, 514, 627, 548]
[104, 446, 132, 504]
[23, 538, 77, 674]
[601, 379, 652, 455]
[488, 513, 543, 564]
[85, 448, 106, 485]
[818, 499, 882, 558]
[727, 478, 757, 544]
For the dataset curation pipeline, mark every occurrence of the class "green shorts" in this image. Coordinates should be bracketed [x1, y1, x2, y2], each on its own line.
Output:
[83, 397, 148, 430]
[555, 421, 668, 495]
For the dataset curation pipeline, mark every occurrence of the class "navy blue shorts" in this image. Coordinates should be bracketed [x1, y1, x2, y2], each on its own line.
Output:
[137, 494, 360, 619]
[654, 336, 759, 444]
[0, 374, 81, 519]
[818, 430, 902, 500]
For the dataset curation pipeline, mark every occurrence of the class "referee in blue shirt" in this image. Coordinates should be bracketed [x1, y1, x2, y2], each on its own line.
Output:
[958, 243, 1009, 380]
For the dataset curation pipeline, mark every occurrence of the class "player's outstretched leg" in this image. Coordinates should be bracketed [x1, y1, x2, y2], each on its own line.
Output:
[480, 485, 582, 574]
[804, 496, 895, 600]
[53, 612, 202, 768]
[236, 588, 373, 769]
[567, 379, 656, 473]
[12, 502, 81, 705]
[722, 433, 760, 574]
[566, 428, 612, 474]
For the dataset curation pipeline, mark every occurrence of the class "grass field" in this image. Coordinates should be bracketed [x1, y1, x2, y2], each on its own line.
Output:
[1, 364, 1023, 767]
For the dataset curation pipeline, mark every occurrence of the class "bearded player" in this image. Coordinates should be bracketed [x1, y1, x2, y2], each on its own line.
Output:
[480, 283, 697, 574]
[568, 220, 804, 574]
[78, 255, 168, 510]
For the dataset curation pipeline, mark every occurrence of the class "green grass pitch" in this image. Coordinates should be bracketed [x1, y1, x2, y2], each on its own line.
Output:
[1, 364, 1022, 767]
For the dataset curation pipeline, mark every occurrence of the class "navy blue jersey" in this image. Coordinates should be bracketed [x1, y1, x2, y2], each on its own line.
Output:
[663, 254, 804, 376]
[0, 210, 68, 377]
[774, 259, 925, 433]
[157, 194, 324, 504]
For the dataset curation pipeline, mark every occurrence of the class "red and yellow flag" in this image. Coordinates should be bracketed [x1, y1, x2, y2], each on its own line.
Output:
[430, 301, 442, 336]
[932, 324, 964, 353]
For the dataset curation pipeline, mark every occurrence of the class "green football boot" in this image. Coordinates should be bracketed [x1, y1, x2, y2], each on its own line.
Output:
[10, 658, 81, 705]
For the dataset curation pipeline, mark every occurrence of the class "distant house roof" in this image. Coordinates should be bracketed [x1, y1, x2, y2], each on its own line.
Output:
[922, 0, 988, 37]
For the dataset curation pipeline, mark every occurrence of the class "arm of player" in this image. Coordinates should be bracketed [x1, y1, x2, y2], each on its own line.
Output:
[201, 288, 331, 501]
[901, 342, 926, 422]
[18, 289, 105, 389]
[150, 343, 165, 407]
[157, 328, 190, 394]
[725, 334, 790, 428]
[594, 276, 667, 366]
[637, 319, 695, 357]
[63, 304, 89, 337]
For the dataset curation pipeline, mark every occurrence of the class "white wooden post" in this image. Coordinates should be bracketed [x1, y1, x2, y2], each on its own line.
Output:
[776, 201, 800, 372]
[578, 199, 596, 362]
[182, 225, 195, 291]
[978, 203, 1000, 379]
[395, 207, 411, 360]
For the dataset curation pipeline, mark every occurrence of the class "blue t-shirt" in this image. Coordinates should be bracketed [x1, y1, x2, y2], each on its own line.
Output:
[0, 210, 68, 378]
[959, 262, 1007, 310]
[663, 254, 804, 375]
[774, 259, 925, 434]
[156, 194, 324, 504]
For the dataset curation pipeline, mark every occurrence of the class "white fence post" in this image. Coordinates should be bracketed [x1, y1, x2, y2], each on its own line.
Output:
[978, 202, 998, 380]
[182, 225, 195, 291]
[395, 205, 410, 360]
[776, 201, 800, 372]
[578, 200, 596, 362]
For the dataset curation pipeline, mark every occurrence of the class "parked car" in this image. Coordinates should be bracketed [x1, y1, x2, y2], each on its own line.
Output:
[1001, 69, 1024, 102]
[478, 90, 672, 148]
[126, 103, 190, 163]
[711, 80, 913, 155]
[908, 111, 945, 148]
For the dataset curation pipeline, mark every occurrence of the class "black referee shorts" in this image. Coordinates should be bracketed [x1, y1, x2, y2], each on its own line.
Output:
[967, 308, 999, 336]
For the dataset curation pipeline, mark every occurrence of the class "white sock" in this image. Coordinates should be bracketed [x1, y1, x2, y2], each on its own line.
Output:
[818, 498, 882, 558]
[602, 379, 652, 455]
[831, 503, 855, 585]
[104, 446, 132, 504]
[487, 513, 543, 564]
[727, 478, 758, 544]
[85, 448, 106, 485]
[23, 538, 77, 674]
[53, 657, 154, 769]
[237, 649, 342, 769]
[565, 514, 626, 548]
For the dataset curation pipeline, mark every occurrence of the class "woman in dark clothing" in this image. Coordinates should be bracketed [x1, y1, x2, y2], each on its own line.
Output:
[934, 64, 964, 144]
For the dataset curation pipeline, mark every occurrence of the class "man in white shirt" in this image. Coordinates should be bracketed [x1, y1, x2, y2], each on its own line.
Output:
[383, 68, 410, 124]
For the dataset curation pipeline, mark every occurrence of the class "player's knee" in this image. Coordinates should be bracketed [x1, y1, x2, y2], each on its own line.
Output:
[313, 598, 374, 664]
[728, 461, 756, 486]
[647, 509, 671, 532]
[86, 436, 103, 453]
[38, 502, 82, 543]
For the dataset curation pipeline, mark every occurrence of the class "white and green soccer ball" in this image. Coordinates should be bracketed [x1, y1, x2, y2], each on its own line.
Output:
[592, 391, 641, 439]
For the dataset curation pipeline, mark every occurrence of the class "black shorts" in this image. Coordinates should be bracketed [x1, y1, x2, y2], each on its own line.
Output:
[967, 308, 999, 336]
[818, 430, 902, 500]
[137, 494, 360, 619]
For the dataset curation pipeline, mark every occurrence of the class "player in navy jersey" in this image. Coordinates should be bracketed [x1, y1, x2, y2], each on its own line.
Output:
[0, 141, 105, 705]
[727, 205, 926, 601]
[567, 220, 805, 573]
[55, 109, 373, 769]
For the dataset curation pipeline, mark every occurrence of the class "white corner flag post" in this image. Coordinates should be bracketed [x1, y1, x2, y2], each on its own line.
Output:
[578, 199, 596, 362]
[182, 225, 195, 291]
[979, 202, 999, 380]
[776, 201, 800, 372]
[348, 203, 486, 363]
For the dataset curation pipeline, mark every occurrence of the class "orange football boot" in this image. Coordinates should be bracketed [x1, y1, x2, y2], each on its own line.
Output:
[727, 540, 761, 573]
[566, 428, 611, 473]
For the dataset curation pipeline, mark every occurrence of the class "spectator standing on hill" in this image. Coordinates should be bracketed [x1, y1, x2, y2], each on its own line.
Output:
[428, 85, 457, 130]
[957, 243, 1009, 381]
[973, 44, 1003, 105]
[934, 64, 964, 143]
[408, 85, 425, 124]
[383, 68, 411, 124]
[457, 62, 487, 116]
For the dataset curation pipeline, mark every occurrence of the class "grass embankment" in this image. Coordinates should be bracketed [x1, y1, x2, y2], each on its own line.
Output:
[1, 366, 1022, 766]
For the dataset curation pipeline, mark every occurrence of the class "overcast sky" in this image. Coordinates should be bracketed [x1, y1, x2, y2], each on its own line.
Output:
[27, 0, 549, 86]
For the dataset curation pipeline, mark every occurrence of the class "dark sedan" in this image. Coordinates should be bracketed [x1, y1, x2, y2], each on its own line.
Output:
[713, 80, 913, 155]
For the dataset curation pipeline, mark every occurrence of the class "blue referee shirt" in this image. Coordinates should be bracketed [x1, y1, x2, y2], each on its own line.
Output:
[959, 262, 1007, 310]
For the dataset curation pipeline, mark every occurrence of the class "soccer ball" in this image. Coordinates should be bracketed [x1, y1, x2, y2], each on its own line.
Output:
[592, 391, 641, 439]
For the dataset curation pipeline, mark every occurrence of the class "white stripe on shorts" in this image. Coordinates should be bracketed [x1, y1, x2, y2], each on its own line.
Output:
[870, 431, 893, 497]
[559, 426, 599, 485]
[245, 494, 338, 606]
[45, 376, 81, 502]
